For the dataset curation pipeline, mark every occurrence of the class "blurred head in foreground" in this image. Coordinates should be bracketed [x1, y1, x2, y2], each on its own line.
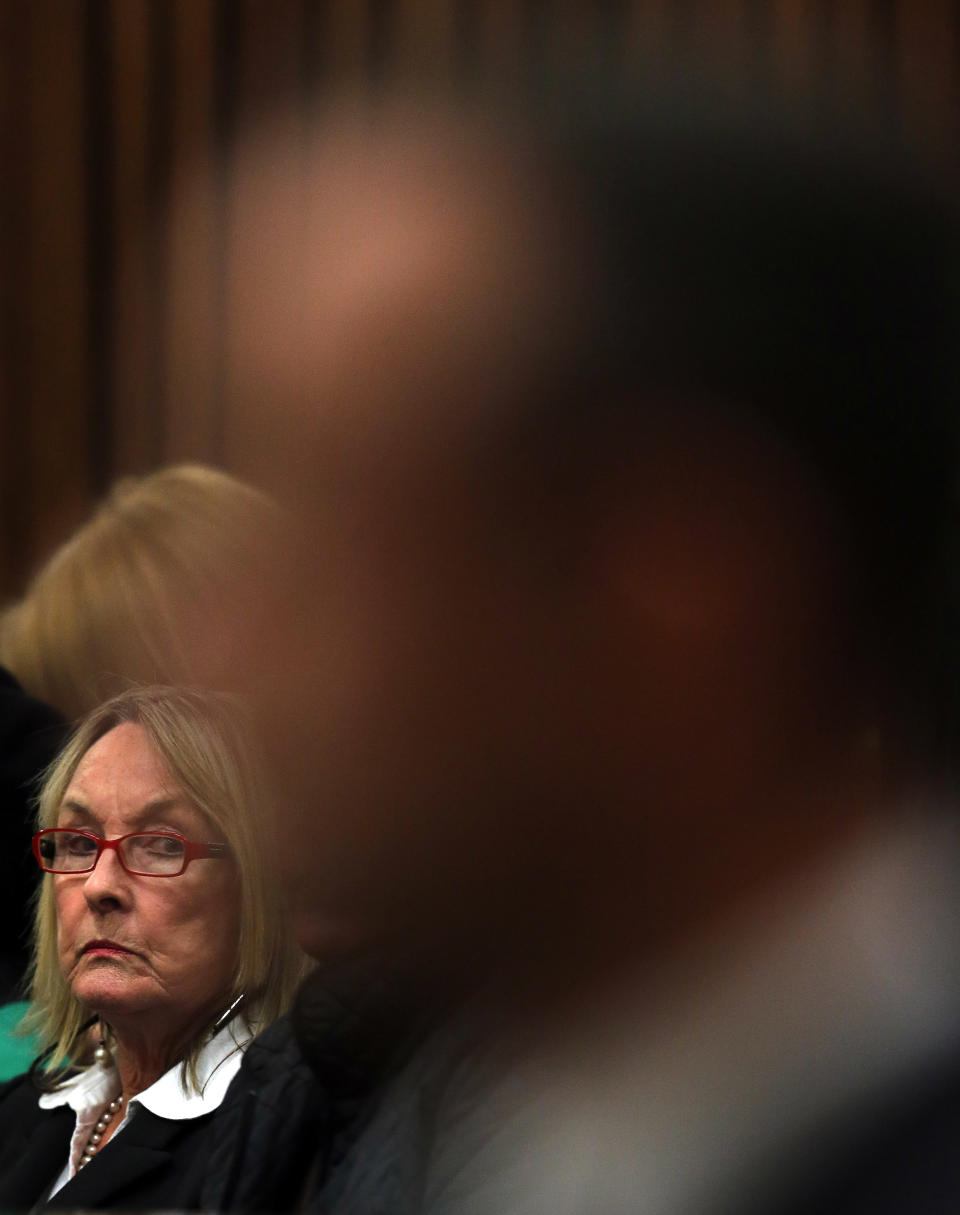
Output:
[0, 464, 279, 722]
[210, 83, 960, 975]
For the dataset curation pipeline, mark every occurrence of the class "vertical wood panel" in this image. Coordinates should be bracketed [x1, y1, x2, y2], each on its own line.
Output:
[394, 0, 457, 81]
[220, 1, 306, 473]
[26, 1, 90, 562]
[895, 0, 959, 156]
[165, 0, 219, 463]
[549, 0, 611, 73]
[143, 0, 176, 466]
[830, 0, 876, 110]
[113, 0, 155, 476]
[0, 2, 34, 591]
[237, 0, 305, 111]
[771, 0, 818, 94]
[316, 0, 370, 86]
[4, 0, 960, 592]
[869, 0, 900, 127]
[625, 0, 670, 78]
[696, 0, 748, 74]
[475, 0, 526, 82]
[85, 0, 116, 496]
[450, 0, 484, 85]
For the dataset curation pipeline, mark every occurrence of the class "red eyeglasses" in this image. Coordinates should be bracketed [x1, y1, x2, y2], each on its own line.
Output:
[32, 828, 230, 877]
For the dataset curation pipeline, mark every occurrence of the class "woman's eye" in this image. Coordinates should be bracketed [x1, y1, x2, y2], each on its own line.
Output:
[64, 834, 97, 855]
[139, 835, 185, 856]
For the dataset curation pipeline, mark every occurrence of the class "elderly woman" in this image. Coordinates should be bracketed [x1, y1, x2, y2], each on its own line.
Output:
[0, 685, 308, 1210]
[0, 463, 282, 995]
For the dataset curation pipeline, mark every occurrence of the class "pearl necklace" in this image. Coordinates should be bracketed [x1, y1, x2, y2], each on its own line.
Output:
[78, 1094, 123, 1169]
[74, 997, 242, 1172]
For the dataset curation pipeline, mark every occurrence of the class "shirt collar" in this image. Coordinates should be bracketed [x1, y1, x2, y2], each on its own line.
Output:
[131, 1016, 253, 1120]
[38, 1016, 254, 1122]
[38, 1054, 118, 1114]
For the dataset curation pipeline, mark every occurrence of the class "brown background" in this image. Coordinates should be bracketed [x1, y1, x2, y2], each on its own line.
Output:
[1, 0, 958, 596]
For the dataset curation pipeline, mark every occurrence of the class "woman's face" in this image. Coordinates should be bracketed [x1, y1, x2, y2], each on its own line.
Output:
[53, 722, 240, 1047]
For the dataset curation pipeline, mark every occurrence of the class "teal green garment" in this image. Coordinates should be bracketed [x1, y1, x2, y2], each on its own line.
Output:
[0, 1002, 36, 1081]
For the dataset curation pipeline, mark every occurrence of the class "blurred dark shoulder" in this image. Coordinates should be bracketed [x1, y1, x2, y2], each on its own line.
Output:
[0, 667, 67, 998]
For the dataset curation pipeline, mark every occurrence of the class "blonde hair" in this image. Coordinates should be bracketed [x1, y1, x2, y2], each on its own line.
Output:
[0, 464, 280, 720]
[24, 685, 310, 1088]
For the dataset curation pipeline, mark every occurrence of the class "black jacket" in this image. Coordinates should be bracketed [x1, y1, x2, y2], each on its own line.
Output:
[0, 669, 66, 999]
[201, 955, 460, 1213]
[201, 1015, 329, 1212]
[0, 1069, 225, 1210]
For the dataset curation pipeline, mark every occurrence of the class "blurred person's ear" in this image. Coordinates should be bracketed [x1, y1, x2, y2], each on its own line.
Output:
[568, 398, 873, 837]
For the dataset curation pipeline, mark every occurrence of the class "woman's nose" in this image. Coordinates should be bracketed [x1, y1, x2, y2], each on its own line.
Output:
[82, 845, 131, 907]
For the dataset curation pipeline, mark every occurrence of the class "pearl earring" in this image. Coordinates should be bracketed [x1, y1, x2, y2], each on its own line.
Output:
[93, 1018, 110, 1064]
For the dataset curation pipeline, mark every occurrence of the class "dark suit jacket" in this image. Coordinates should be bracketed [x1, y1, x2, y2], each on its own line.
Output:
[741, 1048, 960, 1215]
[0, 668, 66, 1000]
[0, 1071, 219, 1210]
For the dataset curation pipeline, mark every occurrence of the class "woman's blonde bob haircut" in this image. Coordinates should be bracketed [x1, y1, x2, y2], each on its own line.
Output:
[0, 464, 280, 721]
[25, 684, 309, 1087]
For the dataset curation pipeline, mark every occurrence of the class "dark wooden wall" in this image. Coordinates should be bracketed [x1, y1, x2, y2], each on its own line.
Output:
[2, 0, 959, 595]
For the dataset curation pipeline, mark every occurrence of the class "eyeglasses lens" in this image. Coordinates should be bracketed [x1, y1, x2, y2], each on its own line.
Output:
[38, 831, 187, 875]
[40, 831, 98, 872]
[123, 834, 186, 875]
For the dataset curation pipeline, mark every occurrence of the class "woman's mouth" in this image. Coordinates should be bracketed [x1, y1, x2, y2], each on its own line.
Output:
[82, 939, 135, 958]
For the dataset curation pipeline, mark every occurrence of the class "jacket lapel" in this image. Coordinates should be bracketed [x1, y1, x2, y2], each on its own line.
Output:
[46, 1106, 188, 1210]
[0, 1107, 73, 1210]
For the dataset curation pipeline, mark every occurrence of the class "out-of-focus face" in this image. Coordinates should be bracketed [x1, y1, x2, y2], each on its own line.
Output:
[251, 403, 847, 959]
[215, 114, 580, 953]
[53, 723, 239, 1045]
[197, 110, 857, 959]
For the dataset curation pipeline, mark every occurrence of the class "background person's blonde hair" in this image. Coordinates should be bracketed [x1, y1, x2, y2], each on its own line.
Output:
[24, 684, 310, 1089]
[0, 464, 280, 720]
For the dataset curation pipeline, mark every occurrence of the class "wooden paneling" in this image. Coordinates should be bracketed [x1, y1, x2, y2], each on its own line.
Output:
[475, 0, 526, 81]
[113, 0, 156, 477]
[316, 0, 370, 86]
[831, 0, 876, 110]
[1, 2, 90, 593]
[896, 0, 959, 154]
[394, 0, 458, 82]
[164, 0, 219, 465]
[2, 0, 959, 595]
[0, 2, 35, 589]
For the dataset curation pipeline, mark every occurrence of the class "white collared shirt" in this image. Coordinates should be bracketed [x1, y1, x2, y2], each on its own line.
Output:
[38, 1017, 253, 1199]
